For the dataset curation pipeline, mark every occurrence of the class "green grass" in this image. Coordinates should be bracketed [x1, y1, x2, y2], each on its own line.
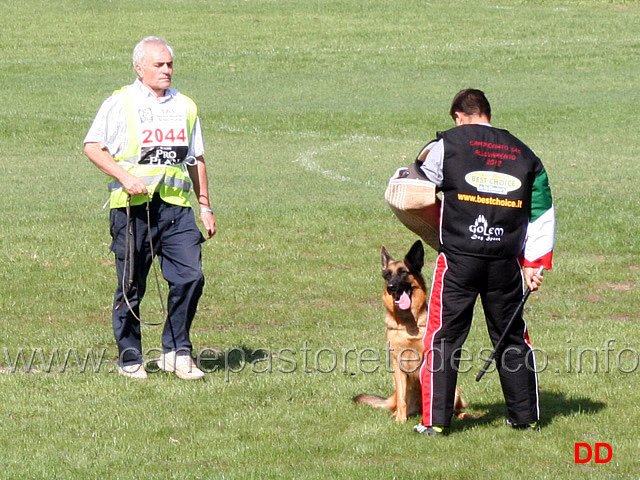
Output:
[2, 0, 640, 478]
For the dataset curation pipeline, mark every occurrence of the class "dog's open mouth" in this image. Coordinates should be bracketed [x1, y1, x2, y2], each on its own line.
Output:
[395, 291, 412, 311]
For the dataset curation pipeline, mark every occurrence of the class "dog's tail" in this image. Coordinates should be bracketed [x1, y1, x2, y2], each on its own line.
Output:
[352, 393, 395, 411]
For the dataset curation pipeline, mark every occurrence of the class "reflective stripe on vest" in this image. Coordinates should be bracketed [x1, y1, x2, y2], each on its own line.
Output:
[108, 86, 197, 209]
[108, 173, 191, 193]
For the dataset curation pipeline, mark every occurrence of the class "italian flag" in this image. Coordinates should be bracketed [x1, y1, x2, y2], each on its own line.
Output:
[523, 167, 555, 270]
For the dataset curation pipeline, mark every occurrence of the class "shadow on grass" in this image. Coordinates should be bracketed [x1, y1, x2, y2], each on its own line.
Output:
[143, 346, 269, 375]
[196, 345, 270, 373]
[453, 390, 606, 432]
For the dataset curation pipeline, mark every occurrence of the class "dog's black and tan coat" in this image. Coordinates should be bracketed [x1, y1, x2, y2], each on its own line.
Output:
[354, 240, 468, 423]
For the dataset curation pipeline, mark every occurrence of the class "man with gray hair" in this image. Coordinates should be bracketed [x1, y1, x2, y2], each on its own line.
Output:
[84, 36, 216, 380]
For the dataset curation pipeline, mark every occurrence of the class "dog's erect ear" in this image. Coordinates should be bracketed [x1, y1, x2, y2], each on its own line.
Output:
[381, 246, 393, 268]
[404, 240, 424, 274]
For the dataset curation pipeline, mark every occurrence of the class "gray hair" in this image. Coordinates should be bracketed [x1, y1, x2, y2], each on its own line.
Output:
[132, 36, 174, 69]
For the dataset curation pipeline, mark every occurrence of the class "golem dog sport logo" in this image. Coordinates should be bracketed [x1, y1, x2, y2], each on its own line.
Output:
[465, 171, 521, 195]
[469, 215, 504, 242]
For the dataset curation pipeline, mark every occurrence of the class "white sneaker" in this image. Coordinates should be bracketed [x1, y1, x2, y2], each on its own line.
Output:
[158, 351, 204, 380]
[118, 363, 148, 380]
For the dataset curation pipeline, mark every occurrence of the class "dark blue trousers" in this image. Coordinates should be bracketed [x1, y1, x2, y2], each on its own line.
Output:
[110, 196, 205, 366]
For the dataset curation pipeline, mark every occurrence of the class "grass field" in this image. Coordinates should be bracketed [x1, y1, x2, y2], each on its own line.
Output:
[2, 0, 640, 478]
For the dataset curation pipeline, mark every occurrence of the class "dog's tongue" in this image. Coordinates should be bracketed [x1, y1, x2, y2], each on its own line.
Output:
[396, 291, 411, 310]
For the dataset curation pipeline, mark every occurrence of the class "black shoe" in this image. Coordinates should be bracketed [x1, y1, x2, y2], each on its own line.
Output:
[413, 424, 449, 436]
[506, 419, 540, 431]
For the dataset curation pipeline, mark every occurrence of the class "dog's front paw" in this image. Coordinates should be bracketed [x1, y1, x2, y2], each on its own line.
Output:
[393, 412, 408, 423]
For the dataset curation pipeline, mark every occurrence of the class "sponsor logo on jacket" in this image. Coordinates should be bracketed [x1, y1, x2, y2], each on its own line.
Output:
[465, 171, 521, 195]
[469, 215, 504, 242]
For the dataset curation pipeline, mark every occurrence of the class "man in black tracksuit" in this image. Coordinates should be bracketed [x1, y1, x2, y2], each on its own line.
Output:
[413, 89, 555, 436]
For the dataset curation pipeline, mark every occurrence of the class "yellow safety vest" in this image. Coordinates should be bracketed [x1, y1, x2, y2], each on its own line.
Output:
[108, 86, 198, 209]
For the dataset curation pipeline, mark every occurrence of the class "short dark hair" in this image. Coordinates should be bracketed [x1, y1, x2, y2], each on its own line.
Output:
[449, 89, 491, 121]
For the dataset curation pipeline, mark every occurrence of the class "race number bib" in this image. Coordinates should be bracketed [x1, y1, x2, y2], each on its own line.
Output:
[137, 103, 189, 165]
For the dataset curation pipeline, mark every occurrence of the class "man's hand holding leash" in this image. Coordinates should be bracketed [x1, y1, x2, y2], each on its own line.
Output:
[121, 173, 149, 197]
[524, 266, 544, 292]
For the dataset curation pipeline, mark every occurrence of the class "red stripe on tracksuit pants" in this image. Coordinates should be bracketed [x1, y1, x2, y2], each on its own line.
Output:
[420, 252, 540, 428]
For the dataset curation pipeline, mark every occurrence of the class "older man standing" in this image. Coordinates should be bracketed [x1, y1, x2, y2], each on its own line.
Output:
[84, 36, 216, 380]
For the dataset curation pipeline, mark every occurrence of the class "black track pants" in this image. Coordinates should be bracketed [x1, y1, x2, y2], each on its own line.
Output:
[420, 252, 540, 427]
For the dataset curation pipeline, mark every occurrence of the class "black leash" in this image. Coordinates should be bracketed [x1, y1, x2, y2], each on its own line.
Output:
[476, 266, 544, 381]
[115, 195, 166, 326]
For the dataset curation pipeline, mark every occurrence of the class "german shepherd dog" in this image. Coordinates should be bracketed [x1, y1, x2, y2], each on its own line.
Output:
[353, 240, 468, 423]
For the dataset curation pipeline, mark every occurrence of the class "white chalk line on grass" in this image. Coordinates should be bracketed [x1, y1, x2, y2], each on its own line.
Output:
[207, 122, 398, 186]
[293, 137, 362, 184]
[202, 122, 415, 188]
[292, 134, 412, 188]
